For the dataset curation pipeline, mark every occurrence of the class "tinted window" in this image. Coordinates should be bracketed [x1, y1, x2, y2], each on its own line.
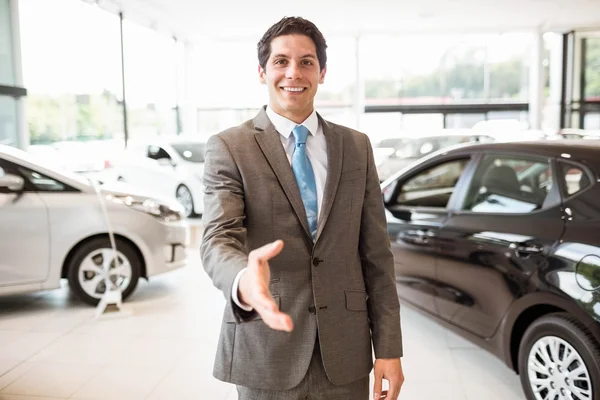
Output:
[396, 159, 469, 208]
[18, 168, 66, 192]
[147, 145, 171, 160]
[559, 163, 591, 196]
[171, 143, 206, 163]
[464, 155, 552, 214]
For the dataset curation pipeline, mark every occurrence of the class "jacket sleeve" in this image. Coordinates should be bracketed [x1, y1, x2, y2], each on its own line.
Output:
[359, 135, 403, 358]
[200, 134, 257, 322]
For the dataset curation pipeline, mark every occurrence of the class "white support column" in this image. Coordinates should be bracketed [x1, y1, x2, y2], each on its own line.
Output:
[547, 33, 564, 132]
[182, 41, 197, 135]
[529, 30, 545, 130]
[10, 0, 27, 149]
[355, 35, 364, 131]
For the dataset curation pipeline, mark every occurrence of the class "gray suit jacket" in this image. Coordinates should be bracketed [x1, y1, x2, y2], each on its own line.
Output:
[200, 107, 402, 390]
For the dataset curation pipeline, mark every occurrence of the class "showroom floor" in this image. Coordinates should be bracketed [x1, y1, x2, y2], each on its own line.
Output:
[0, 230, 527, 400]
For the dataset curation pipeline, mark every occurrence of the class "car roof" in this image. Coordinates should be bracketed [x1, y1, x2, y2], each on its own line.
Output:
[442, 139, 600, 159]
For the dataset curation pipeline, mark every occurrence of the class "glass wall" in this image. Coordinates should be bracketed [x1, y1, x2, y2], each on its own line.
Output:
[361, 33, 531, 106]
[0, 0, 15, 86]
[584, 37, 600, 101]
[0, 0, 20, 148]
[123, 20, 178, 140]
[359, 33, 533, 135]
[0, 96, 17, 146]
[20, 0, 123, 145]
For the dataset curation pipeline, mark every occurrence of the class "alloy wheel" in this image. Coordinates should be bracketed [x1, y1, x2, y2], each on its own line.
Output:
[176, 185, 194, 217]
[77, 248, 133, 299]
[527, 335, 592, 400]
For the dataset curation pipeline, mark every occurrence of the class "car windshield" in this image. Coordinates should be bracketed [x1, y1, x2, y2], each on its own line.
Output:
[170, 143, 206, 163]
[2, 145, 90, 187]
[377, 135, 491, 159]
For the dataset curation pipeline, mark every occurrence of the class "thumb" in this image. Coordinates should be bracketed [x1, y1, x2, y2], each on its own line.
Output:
[250, 240, 284, 265]
[373, 368, 383, 400]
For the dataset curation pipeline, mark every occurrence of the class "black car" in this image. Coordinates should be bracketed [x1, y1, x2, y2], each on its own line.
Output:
[382, 140, 600, 400]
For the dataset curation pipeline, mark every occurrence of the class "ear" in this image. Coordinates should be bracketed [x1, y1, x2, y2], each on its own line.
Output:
[258, 65, 266, 85]
[319, 65, 327, 84]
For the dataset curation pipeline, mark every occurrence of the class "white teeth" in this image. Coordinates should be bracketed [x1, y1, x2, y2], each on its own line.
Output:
[283, 87, 304, 92]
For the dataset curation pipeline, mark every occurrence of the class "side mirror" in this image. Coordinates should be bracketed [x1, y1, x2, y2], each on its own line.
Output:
[0, 173, 25, 192]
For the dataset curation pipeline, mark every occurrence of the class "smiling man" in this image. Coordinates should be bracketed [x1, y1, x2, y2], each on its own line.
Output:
[201, 16, 404, 400]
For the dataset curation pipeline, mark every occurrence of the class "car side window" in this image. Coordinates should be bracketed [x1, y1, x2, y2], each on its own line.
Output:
[147, 145, 171, 161]
[395, 159, 469, 208]
[464, 155, 552, 214]
[17, 167, 66, 192]
[559, 163, 591, 197]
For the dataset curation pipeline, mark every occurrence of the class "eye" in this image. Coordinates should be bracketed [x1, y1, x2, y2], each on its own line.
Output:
[274, 59, 287, 66]
[302, 60, 314, 66]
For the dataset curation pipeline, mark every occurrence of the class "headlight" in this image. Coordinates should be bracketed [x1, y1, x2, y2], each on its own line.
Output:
[108, 195, 184, 222]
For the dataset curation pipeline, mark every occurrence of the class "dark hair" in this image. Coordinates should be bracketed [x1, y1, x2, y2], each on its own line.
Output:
[257, 17, 327, 72]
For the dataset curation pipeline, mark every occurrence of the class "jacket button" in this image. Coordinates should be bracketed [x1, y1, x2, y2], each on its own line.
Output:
[312, 257, 322, 266]
[308, 306, 316, 314]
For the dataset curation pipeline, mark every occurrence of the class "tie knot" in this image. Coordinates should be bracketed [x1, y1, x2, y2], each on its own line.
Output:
[292, 125, 309, 145]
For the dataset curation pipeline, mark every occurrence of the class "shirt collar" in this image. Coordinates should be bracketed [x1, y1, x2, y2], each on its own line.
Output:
[266, 106, 319, 139]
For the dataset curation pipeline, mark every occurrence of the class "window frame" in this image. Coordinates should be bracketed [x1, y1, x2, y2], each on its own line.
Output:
[556, 159, 595, 200]
[0, 158, 79, 193]
[454, 151, 562, 216]
[383, 154, 476, 213]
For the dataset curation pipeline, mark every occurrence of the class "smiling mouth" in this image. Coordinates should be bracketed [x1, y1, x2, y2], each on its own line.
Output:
[281, 87, 306, 93]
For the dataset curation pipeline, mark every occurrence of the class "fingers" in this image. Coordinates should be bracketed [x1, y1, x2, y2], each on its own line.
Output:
[253, 291, 294, 332]
[387, 378, 404, 400]
[262, 310, 294, 332]
[373, 369, 383, 400]
[249, 240, 284, 266]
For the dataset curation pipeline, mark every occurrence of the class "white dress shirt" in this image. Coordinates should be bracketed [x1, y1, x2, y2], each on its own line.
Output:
[232, 106, 329, 311]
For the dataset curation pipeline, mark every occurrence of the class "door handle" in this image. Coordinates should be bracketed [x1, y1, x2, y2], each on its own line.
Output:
[509, 242, 543, 257]
[397, 230, 436, 245]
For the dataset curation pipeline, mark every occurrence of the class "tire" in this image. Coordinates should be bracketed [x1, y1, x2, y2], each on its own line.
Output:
[518, 312, 600, 400]
[67, 237, 141, 306]
[176, 184, 195, 218]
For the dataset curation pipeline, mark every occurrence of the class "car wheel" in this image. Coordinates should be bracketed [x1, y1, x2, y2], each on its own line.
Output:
[67, 237, 141, 306]
[176, 184, 194, 218]
[518, 312, 600, 400]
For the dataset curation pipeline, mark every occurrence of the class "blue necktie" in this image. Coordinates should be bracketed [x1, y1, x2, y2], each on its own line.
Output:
[291, 125, 318, 239]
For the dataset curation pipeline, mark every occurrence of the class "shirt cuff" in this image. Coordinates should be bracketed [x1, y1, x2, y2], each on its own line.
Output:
[232, 268, 253, 312]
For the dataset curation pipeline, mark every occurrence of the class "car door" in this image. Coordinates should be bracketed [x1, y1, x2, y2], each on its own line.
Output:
[434, 152, 565, 338]
[0, 160, 51, 286]
[383, 155, 474, 314]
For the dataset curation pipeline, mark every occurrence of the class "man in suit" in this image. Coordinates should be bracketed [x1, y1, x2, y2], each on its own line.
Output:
[201, 16, 404, 400]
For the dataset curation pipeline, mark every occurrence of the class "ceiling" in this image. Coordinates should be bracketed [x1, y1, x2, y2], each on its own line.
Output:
[87, 0, 600, 41]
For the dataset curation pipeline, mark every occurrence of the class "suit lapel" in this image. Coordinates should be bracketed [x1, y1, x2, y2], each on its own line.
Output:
[315, 115, 343, 242]
[253, 109, 312, 241]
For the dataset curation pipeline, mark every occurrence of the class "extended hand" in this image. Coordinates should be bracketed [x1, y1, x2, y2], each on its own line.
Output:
[238, 240, 294, 332]
[373, 358, 404, 400]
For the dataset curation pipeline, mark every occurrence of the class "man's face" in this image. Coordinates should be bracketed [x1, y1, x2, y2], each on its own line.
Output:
[259, 34, 326, 124]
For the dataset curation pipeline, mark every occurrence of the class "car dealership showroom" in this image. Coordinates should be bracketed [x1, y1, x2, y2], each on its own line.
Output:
[1, 0, 600, 399]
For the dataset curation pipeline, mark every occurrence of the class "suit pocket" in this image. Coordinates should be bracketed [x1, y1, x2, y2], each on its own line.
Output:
[340, 168, 365, 182]
[345, 290, 368, 311]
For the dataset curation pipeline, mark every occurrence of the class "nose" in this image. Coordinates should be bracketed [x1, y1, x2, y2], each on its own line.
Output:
[285, 61, 303, 80]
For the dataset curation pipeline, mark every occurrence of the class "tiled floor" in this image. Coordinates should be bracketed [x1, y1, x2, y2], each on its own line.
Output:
[0, 240, 527, 400]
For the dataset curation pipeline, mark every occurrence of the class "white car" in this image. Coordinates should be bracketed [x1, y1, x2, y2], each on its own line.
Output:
[0, 144, 189, 305]
[112, 136, 206, 218]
